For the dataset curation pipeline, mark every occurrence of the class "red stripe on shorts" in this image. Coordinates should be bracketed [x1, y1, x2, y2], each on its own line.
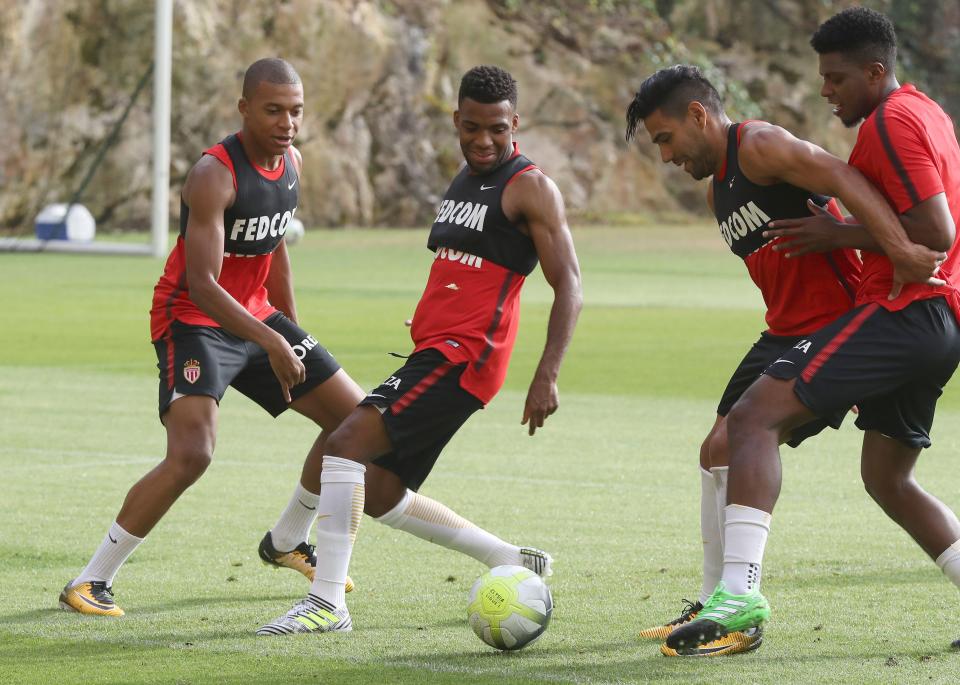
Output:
[390, 361, 455, 415]
[166, 333, 175, 390]
[800, 303, 880, 383]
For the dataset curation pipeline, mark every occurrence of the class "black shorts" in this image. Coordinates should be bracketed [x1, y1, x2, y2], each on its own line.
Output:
[719, 332, 844, 448]
[361, 348, 483, 491]
[153, 312, 340, 419]
[765, 297, 960, 449]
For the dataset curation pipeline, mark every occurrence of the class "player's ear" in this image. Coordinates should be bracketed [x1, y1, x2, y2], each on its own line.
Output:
[511, 112, 519, 133]
[689, 101, 708, 129]
[453, 110, 461, 130]
[866, 61, 886, 85]
[238, 97, 248, 118]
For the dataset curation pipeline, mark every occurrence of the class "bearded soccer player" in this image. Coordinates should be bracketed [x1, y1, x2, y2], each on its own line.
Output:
[60, 59, 572, 617]
[625, 64, 868, 656]
[256, 65, 582, 636]
[668, 7, 960, 653]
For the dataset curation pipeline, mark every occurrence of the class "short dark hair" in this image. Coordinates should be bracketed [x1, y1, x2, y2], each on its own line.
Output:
[242, 58, 301, 99]
[458, 65, 518, 108]
[810, 6, 897, 70]
[625, 65, 723, 141]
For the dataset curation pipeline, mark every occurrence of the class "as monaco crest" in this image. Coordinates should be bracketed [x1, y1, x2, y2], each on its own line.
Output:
[183, 359, 201, 384]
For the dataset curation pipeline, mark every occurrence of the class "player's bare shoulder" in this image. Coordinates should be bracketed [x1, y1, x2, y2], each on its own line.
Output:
[738, 122, 808, 185]
[289, 145, 303, 176]
[738, 122, 794, 162]
[182, 153, 236, 210]
[502, 168, 565, 229]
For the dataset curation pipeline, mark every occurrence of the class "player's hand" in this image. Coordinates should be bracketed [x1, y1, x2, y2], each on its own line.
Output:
[889, 242, 947, 299]
[265, 336, 306, 403]
[521, 375, 559, 436]
[764, 199, 840, 257]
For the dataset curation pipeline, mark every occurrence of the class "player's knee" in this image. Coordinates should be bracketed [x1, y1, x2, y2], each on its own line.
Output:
[166, 448, 213, 486]
[861, 469, 913, 506]
[698, 434, 712, 470]
[725, 400, 757, 445]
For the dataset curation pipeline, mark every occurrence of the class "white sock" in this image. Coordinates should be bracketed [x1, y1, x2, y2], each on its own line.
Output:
[270, 482, 321, 552]
[721, 504, 771, 595]
[75, 521, 144, 587]
[308, 456, 365, 609]
[376, 490, 521, 567]
[699, 468, 723, 604]
[936, 539, 960, 590]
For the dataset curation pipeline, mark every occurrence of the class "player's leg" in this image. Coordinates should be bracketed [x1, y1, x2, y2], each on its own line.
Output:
[257, 405, 389, 635]
[861, 431, 960, 560]
[666, 373, 815, 652]
[368, 466, 552, 576]
[639, 416, 724, 641]
[230, 313, 360, 580]
[61, 324, 239, 617]
[60, 395, 219, 616]
[257, 369, 365, 583]
[362, 352, 552, 575]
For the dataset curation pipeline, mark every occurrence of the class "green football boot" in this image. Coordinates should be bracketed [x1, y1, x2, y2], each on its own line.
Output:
[665, 582, 770, 654]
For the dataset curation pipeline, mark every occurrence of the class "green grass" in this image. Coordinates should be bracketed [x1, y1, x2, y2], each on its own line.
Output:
[2, 225, 959, 684]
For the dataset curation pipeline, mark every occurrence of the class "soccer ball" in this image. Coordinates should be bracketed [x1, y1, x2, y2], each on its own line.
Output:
[467, 565, 553, 651]
[284, 217, 305, 245]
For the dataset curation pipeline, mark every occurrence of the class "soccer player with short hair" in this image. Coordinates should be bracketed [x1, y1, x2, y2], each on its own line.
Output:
[256, 65, 582, 636]
[59, 59, 570, 617]
[625, 63, 882, 656]
[668, 7, 960, 652]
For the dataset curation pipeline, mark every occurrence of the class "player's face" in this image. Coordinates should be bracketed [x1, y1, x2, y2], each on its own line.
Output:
[239, 81, 304, 157]
[642, 107, 713, 181]
[818, 52, 877, 128]
[454, 98, 519, 174]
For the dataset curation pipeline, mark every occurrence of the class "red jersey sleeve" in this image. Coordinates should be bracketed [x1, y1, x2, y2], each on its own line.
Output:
[860, 104, 944, 214]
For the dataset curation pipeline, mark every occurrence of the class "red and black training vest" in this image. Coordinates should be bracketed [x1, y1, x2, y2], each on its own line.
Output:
[410, 143, 539, 403]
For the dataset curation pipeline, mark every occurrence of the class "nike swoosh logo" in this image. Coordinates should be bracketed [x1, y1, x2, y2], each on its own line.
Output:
[480, 184, 496, 191]
[298, 499, 316, 510]
[366, 393, 388, 399]
[108, 534, 117, 544]
[315, 514, 332, 521]
[770, 359, 795, 365]
[288, 178, 298, 190]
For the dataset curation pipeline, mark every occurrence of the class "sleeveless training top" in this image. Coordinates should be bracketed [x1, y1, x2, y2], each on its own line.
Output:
[150, 133, 299, 341]
[712, 122, 860, 336]
[410, 143, 540, 403]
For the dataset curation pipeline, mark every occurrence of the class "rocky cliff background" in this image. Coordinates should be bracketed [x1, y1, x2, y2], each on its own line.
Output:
[1, 0, 958, 233]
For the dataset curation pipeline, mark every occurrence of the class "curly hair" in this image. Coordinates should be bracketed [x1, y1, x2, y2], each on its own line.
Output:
[625, 65, 723, 141]
[810, 6, 897, 69]
[458, 65, 518, 108]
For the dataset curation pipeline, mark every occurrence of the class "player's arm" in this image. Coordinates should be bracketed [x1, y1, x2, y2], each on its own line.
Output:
[739, 124, 945, 294]
[265, 146, 302, 323]
[504, 171, 583, 436]
[764, 198, 882, 257]
[182, 157, 305, 400]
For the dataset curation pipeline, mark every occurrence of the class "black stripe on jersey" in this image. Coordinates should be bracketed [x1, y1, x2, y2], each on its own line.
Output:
[475, 272, 516, 370]
[823, 253, 856, 303]
[874, 101, 921, 207]
[165, 271, 188, 325]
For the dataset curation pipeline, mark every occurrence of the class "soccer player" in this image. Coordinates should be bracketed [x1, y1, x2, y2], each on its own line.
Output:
[256, 65, 582, 636]
[59, 59, 565, 617]
[626, 65, 868, 656]
[667, 7, 960, 653]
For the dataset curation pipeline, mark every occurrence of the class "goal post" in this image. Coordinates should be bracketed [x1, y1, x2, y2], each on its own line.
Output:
[0, 0, 172, 258]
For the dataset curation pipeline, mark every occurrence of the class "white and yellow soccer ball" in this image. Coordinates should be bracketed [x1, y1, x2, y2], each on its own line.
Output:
[467, 565, 553, 651]
[283, 217, 305, 245]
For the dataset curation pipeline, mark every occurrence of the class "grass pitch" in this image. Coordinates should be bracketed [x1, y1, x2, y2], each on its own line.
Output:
[2, 225, 959, 684]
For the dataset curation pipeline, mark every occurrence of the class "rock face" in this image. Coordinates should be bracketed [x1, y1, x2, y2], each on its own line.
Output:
[1, 0, 958, 233]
